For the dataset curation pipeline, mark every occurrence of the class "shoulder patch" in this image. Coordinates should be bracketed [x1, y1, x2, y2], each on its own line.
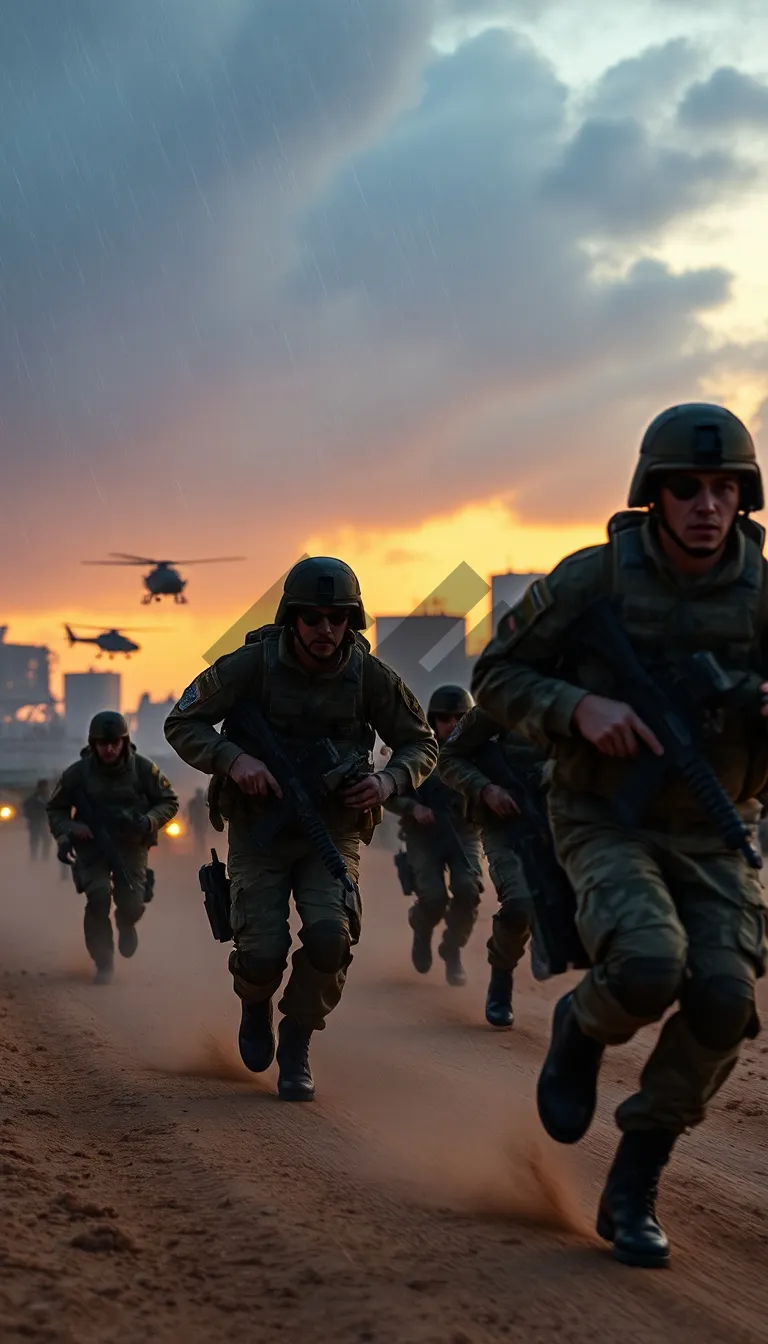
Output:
[176, 665, 221, 713]
[504, 578, 554, 642]
[400, 681, 425, 718]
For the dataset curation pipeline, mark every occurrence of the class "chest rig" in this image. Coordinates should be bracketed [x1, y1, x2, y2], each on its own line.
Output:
[228, 627, 376, 759]
[80, 749, 150, 813]
[574, 513, 767, 693]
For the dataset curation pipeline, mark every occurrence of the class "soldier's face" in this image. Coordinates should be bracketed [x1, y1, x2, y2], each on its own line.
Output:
[294, 607, 350, 659]
[94, 739, 125, 764]
[659, 471, 740, 554]
[433, 711, 463, 742]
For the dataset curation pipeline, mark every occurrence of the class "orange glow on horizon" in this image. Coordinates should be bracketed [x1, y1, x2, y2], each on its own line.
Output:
[5, 499, 610, 709]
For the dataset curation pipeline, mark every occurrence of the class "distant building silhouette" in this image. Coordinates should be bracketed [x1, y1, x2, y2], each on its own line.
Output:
[0, 627, 54, 725]
[64, 671, 121, 743]
[133, 692, 177, 758]
[374, 614, 471, 711]
[490, 572, 544, 623]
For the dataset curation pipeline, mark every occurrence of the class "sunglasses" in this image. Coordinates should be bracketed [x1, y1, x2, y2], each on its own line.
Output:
[297, 608, 351, 627]
[663, 475, 738, 502]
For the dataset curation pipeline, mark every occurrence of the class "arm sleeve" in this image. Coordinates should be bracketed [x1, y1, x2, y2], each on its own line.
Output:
[164, 646, 262, 776]
[46, 769, 77, 841]
[437, 707, 498, 805]
[471, 551, 605, 745]
[366, 657, 439, 795]
[140, 761, 180, 836]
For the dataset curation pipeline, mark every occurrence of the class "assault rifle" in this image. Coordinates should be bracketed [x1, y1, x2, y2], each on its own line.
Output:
[576, 599, 762, 871]
[474, 741, 589, 979]
[57, 784, 143, 898]
[417, 772, 475, 868]
[222, 702, 371, 894]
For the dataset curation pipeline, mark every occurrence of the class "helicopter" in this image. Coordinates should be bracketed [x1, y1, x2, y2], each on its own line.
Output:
[81, 553, 246, 603]
[64, 624, 168, 659]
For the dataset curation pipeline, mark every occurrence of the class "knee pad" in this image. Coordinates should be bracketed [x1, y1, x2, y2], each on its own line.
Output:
[495, 901, 531, 939]
[606, 955, 683, 1019]
[300, 920, 351, 975]
[235, 951, 288, 987]
[683, 975, 757, 1051]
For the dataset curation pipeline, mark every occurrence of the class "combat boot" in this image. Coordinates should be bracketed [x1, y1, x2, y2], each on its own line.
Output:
[238, 999, 275, 1073]
[276, 1018, 315, 1101]
[411, 929, 433, 974]
[597, 1130, 676, 1268]
[118, 926, 138, 958]
[485, 968, 514, 1028]
[93, 962, 113, 986]
[537, 991, 604, 1144]
[439, 941, 467, 987]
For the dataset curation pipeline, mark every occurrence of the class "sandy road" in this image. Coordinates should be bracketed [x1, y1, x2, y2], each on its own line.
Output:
[1, 828, 767, 1344]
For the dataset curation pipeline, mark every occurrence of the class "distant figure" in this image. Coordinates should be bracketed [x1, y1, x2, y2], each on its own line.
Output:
[186, 787, 208, 854]
[47, 712, 178, 984]
[23, 779, 51, 862]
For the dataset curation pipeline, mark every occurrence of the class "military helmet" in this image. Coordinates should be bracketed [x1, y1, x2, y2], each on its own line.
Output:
[427, 684, 474, 723]
[88, 710, 130, 742]
[274, 557, 369, 629]
[628, 403, 763, 511]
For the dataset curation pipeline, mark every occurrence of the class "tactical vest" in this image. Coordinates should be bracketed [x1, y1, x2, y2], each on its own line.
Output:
[605, 512, 766, 672]
[559, 512, 768, 817]
[214, 627, 378, 836]
[231, 626, 376, 759]
[75, 750, 152, 817]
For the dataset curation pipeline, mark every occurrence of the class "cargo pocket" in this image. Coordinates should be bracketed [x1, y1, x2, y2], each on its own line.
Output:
[344, 880, 362, 946]
[739, 894, 768, 978]
[229, 881, 248, 941]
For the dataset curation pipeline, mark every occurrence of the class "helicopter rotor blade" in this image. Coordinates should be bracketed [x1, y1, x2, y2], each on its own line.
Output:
[108, 552, 162, 563]
[163, 556, 247, 565]
[81, 558, 153, 567]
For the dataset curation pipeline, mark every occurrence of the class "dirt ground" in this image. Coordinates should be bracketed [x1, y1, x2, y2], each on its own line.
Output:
[1, 826, 767, 1344]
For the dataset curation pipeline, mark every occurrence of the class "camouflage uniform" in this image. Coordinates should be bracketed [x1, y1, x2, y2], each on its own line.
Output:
[23, 783, 51, 861]
[472, 403, 768, 1268]
[387, 749, 483, 975]
[438, 706, 548, 1022]
[186, 788, 208, 854]
[164, 559, 437, 1096]
[47, 723, 178, 975]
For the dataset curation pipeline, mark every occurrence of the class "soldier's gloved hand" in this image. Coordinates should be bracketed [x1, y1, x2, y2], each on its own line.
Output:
[70, 822, 94, 842]
[572, 694, 664, 759]
[229, 753, 283, 798]
[342, 771, 395, 809]
[411, 804, 436, 825]
[481, 784, 520, 819]
[136, 814, 153, 837]
[57, 838, 76, 865]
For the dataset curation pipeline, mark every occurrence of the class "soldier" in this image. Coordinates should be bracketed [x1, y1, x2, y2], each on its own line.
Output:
[23, 778, 51, 861]
[387, 685, 482, 986]
[164, 557, 437, 1102]
[472, 404, 768, 1268]
[438, 706, 548, 1026]
[186, 787, 208, 855]
[47, 711, 179, 983]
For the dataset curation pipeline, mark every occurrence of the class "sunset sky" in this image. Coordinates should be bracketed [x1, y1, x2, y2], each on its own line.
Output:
[4, 0, 768, 709]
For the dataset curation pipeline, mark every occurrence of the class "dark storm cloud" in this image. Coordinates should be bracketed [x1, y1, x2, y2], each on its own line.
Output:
[583, 39, 702, 120]
[542, 117, 753, 236]
[678, 66, 768, 131]
[0, 0, 435, 435]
